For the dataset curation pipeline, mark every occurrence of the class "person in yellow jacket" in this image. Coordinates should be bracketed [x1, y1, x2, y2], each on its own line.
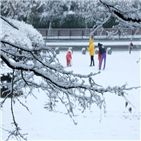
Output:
[87, 36, 95, 66]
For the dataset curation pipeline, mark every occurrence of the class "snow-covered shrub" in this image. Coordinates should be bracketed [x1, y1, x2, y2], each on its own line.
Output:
[1, 17, 46, 98]
[1, 17, 45, 49]
[10, 18, 45, 47]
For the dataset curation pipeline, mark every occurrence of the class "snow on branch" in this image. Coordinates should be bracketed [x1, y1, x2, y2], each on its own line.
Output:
[1, 40, 140, 114]
[1, 15, 141, 140]
[0, 16, 19, 30]
[90, 13, 111, 36]
[99, 0, 141, 26]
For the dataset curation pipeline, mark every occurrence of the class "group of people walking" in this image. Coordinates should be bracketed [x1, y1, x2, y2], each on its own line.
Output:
[87, 36, 106, 70]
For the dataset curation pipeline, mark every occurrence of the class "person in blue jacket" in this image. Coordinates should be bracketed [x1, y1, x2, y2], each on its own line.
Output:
[98, 43, 106, 70]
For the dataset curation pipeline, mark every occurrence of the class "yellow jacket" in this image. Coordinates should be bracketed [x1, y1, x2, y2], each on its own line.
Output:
[87, 38, 95, 56]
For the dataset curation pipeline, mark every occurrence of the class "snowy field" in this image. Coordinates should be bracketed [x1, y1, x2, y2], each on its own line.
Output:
[1, 50, 141, 141]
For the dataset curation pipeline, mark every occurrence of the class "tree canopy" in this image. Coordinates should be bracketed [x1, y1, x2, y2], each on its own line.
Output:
[1, 0, 141, 30]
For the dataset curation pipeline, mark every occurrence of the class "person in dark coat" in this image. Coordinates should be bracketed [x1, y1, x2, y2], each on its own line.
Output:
[129, 42, 133, 54]
[98, 43, 106, 70]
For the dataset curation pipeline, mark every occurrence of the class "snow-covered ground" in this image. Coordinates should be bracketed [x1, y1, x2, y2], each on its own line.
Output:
[1, 50, 141, 141]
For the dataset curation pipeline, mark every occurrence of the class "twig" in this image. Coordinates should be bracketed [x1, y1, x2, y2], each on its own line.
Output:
[136, 58, 141, 63]
[16, 97, 32, 114]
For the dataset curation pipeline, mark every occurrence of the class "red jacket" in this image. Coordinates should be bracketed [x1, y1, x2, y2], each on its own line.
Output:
[98, 51, 101, 61]
[66, 51, 72, 61]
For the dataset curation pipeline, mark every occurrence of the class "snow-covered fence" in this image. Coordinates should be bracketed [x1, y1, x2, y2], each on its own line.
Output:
[37, 28, 141, 39]
[37, 28, 91, 39]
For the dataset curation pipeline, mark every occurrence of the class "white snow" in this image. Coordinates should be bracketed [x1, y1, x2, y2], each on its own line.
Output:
[68, 10, 75, 15]
[1, 50, 141, 141]
[1, 17, 44, 49]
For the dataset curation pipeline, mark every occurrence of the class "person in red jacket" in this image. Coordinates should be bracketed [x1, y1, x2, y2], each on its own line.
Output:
[66, 50, 72, 67]
[97, 49, 101, 68]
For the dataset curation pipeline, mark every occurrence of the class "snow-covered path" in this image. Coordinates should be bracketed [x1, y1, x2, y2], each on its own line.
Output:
[1, 50, 141, 141]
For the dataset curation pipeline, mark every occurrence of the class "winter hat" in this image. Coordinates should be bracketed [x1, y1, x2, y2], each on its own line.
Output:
[98, 43, 102, 46]
[68, 50, 72, 54]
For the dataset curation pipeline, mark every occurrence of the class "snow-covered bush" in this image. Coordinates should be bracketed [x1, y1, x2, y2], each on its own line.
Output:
[1, 17, 44, 49]
[10, 18, 44, 47]
[1, 17, 46, 98]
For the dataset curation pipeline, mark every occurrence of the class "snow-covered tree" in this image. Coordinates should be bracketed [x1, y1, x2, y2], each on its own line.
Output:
[0, 0, 141, 28]
[1, 0, 141, 140]
[1, 16, 140, 140]
[1, 0, 140, 37]
[94, 0, 141, 38]
[0, 0, 81, 26]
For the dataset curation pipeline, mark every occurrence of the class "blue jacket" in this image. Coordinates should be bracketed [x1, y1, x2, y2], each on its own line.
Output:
[98, 43, 106, 55]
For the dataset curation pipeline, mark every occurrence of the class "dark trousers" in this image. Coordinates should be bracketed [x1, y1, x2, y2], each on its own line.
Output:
[90, 56, 95, 66]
